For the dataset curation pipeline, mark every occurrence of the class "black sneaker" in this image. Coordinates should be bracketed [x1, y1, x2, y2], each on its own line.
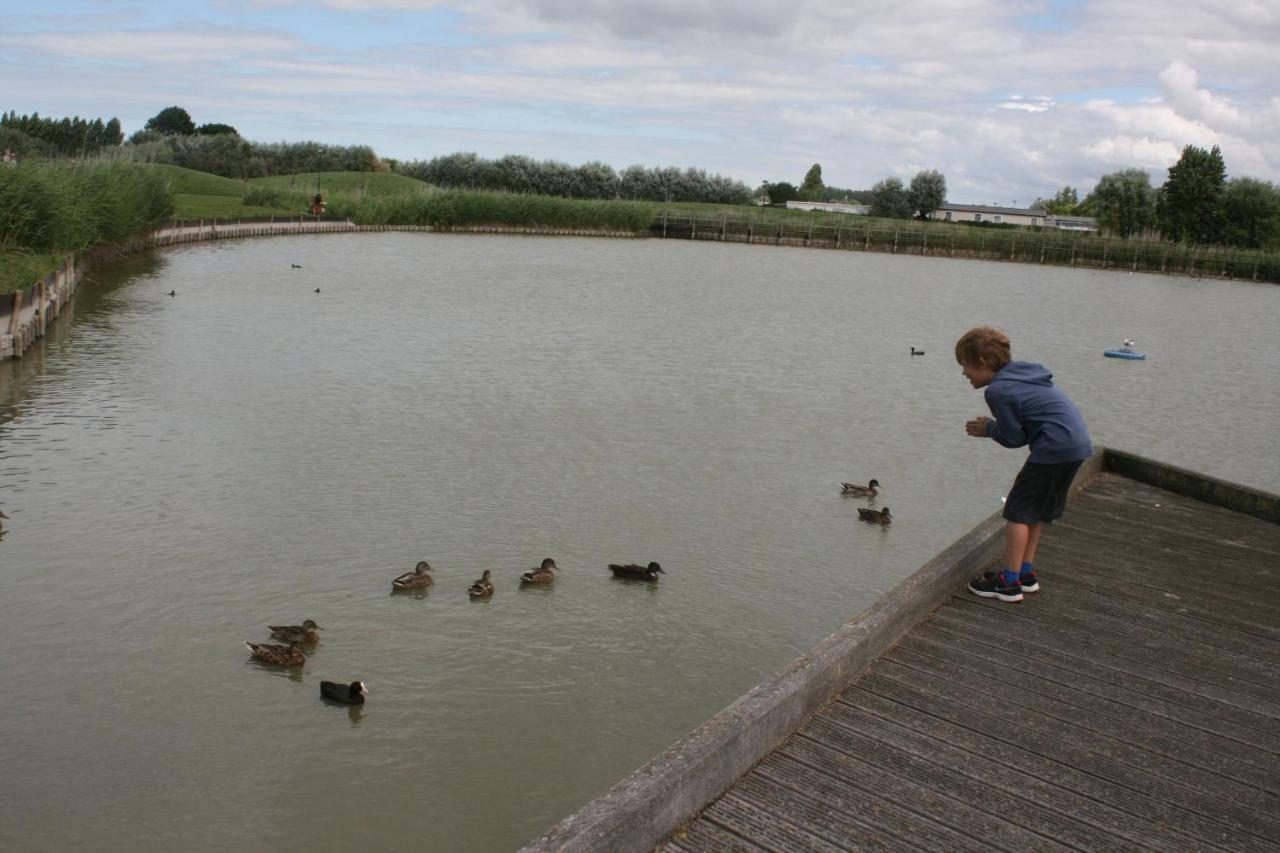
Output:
[982, 570, 1039, 593]
[969, 573, 1023, 602]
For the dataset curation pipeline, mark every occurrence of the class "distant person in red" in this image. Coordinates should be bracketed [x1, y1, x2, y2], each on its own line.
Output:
[311, 193, 326, 215]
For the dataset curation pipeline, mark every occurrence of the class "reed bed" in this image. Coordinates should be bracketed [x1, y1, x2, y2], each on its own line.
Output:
[0, 160, 173, 254]
[650, 212, 1280, 282]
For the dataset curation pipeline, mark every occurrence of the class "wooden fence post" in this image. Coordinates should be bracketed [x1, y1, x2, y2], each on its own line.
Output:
[892, 229, 899, 253]
[835, 227, 841, 248]
[864, 224, 870, 250]
[1102, 239, 1109, 268]
[662, 210, 667, 238]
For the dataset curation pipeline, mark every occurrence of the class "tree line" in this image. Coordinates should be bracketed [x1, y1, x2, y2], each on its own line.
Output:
[393, 152, 752, 205]
[759, 164, 947, 221]
[1032, 145, 1280, 249]
[1, 111, 124, 157]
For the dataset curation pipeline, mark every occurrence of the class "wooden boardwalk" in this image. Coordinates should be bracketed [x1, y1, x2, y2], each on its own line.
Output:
[662, 472, 1280, 852]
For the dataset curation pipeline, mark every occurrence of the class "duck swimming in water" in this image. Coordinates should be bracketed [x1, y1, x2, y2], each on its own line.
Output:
[910, 347, 925, 356]
[468, 569, 495, 599]
[857, 506, 892, 525]
[320, 680, 368, 705]
[520, 558, 558, 585]
[608, 562, 664, 581]
[841, 479, 880, 497]
[245, 641, 305, 667]
[392, 561, 433, 591]
[268, 620, 321, 644]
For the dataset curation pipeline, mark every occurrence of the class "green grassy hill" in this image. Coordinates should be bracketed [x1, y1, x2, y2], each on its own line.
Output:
[250, 171, 433, 196]
[143, 164, 246, 196]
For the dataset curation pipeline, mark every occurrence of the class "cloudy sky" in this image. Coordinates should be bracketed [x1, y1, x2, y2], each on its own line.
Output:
[4, 0, 1279, 204]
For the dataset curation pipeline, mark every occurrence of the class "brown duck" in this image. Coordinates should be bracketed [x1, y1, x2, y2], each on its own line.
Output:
[245, 641, 305, 666]
[857, 506, 892, 525]
[841, 479, 880, 497]
[268, 619, 321, 644]
[392, 561, 434, 591]
[520, 558, 558, 585]
[468, 569, 495, 599]
[608, 562, 664, 581]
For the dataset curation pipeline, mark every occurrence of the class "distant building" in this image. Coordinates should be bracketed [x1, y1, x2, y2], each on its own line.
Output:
[931, 202, 1098, 232]
[785, 200, 871, 216]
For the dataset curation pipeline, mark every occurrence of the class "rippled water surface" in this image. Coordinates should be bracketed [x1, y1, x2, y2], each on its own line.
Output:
[2, 233, 1277, 851]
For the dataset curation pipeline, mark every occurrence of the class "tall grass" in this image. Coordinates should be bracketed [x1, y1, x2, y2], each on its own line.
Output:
[342, 190, 656, 231]
[0, 160, 173, 253]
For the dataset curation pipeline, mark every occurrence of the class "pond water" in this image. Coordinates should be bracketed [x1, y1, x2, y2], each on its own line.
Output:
[1, 233, 1277, 851]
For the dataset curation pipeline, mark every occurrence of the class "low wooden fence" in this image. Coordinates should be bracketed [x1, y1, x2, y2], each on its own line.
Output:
[0, 255, 79, 362]
[649, 213, 1280, 283]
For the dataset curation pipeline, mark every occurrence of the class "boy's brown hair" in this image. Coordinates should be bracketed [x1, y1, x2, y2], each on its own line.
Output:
[954, 325, 1012, 369]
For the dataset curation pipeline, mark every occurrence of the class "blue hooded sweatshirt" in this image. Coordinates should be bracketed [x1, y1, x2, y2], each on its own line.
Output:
[983, 361, 1093, 464]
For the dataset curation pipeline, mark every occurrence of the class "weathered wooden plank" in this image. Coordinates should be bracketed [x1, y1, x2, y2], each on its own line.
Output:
[945, 597, 1280, 712]
[1037, 525, 1280, 599]
[818, 696, 1211, 851]
[883, 640, 1279, 793]
[797, 716, 1149, 851]
[1047, 518, 1280, 581]
[836, 685, 1266, 850]
[856, 669, 1280, 843]
[757, 750, 994, 852]
[777, 736, 1076, 852]
[731, 772, 914, 852]
[664, 817, 766, 852]
[1033, 562, 1280, 643]
[913, 619, 1280, 755]
[700, 791, 847, 852]
[1007, 579, 1278, 659]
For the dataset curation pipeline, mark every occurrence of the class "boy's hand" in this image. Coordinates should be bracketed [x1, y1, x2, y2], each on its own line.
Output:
[965, 416, 992, 437]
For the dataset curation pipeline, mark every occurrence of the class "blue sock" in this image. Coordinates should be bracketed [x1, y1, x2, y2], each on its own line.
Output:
[1020, 561, 1034, 578]
[999, 567, 1020, 586]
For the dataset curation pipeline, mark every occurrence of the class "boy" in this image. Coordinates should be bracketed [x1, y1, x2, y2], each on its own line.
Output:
[956, 326, 1092, 603]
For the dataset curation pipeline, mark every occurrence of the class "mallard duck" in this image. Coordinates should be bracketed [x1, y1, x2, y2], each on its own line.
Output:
[608, 562, 664, 581]
[392, 561, 433, 591]
[291, 263, 302, 269]
[468, 569, 495, 599]
[320, 680, 368, 705]
[520, 558, 558, 585]
[841, 479, 880, 497]
[167, 290, 176, 297]
[910, 347, 925, 356]
[0, 509, 8, 529]
[268, 619, 321, 644]
[857, 506, 892, 525]
[245, 641, 305, 666]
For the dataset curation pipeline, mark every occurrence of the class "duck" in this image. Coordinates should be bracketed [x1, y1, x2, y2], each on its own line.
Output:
[841, 479, 880, 497]
[291, 263, 302, 269]
[314, 288, 320, 293]
[168, 290, 176, 297]
[520, 558, 558, 585]
[0, 509, 8, 529]
[245, 641, 305, 666]
[320, 680, 368, 705]
[608, 562, 664, 581]
[857, 506, 892, 525]
[910, 347, 925, 356]
[468, 569, 495, 599]
[268, 619, 321, 644]
[392, 561, 433, 591]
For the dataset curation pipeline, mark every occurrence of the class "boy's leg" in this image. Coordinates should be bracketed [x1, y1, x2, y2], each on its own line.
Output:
[1019, 523, 1044, 592]
[1004, 521, 1030, 575]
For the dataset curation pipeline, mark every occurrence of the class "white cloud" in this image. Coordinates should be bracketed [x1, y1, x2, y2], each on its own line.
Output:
[3, 0, 1279, 200]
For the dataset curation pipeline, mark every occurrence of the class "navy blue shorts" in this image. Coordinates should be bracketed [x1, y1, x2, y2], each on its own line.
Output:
[1003, 459, 1084, 525]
